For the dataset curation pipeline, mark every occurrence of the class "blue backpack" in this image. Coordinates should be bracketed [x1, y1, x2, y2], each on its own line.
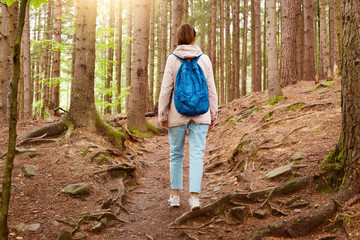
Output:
[172, 53, 209, 117]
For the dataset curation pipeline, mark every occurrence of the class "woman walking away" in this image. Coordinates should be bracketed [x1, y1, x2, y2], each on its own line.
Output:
[158, 23, 218, 211]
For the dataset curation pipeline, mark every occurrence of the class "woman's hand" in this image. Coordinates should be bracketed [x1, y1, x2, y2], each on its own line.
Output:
[209, 120, 215, 130]
[160, 120, 168, 131]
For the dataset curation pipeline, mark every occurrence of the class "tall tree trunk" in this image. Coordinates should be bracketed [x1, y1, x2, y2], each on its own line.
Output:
[334, 0, 341, 69]
[225, 0, 232, 103]
[329, 0, 336, 73]
[219, 0, 224, 104]
[116, 0, 123, 113]
[0, 4, 11, 122]
[52, 0, 61, 113]
[22, 6, 31, 119]
[170, 0, 183, 52]
[211, 0, 217, 97]
[68, 0, 98, 127]
[148, 0, 155, 112]
[296, 0, 304, 81]
[263, 0, 267, 91]
[251, 0, 261, 92]
[127, 0, 150, 132]
[199, 0, 205, 51]
[303, 0, 316, 81]
[232, 0, 240, 98]
[0, 1, 29, 237]
[241, 0, 249, 97]
[319, 0, 330, 79]
[280, 0, 298, 86]
[125, 0, 132, 113]
[42, 1, 53, 117]
[35, 9, 42, 118]
[155, 0, 168, 107]
[267, 0, 283, 100]
[23, 6, 32, 119]
[105, 0, 115, 115]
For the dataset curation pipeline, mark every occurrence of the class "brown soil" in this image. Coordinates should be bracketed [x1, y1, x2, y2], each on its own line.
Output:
[1, 79, 360, 240]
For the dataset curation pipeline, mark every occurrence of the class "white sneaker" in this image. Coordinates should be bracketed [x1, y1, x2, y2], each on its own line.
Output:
[168, 195, 180, 207]
[189, 196, 201, 211]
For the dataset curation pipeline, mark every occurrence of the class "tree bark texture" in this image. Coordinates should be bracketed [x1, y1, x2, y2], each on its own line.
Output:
[241, 0, 248, 97]
[116, 0, 122, 113]
[334, 0, 342, 68]
[319, 0, 330, 79]
[105, 0, 115, 115]
[219, 0, 224, 104]
[0, 4, 11, 122]
[296, 0, 304, 81]
[232, 0, 240, 98]
[52, 0, 61, 112]
[170, 0, 183, 52]
[155, 0, 168, 106]
[0, 1, 29, 238]
[125, 0, 132, 112]
[148, 0, 155, 111]
[127, 0, 150, 132]
[341, 0, 360, 174]
[68, 0, 99, 129]
[225, 0, 232, 103]
[267, 0, 282, 100]
[251, 0, 261, 92]
[23, 6, 32, 119]
[303, 0, 316, 81]
[329, 0, 337, 70]
[280, 0, 298, 86]
[42, 1, 53, 116]
[211, 0, 217, 96]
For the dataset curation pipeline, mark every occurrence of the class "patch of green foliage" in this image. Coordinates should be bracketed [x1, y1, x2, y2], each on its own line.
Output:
[267, 95, 285, 106]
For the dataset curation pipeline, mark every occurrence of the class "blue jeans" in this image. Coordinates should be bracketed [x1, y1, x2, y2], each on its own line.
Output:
[168, 120, 209, 193]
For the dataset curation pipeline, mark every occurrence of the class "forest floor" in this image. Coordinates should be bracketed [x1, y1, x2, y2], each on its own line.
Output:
[1, 79, 360, 240]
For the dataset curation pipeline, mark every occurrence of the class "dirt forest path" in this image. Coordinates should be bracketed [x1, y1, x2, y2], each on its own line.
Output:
[118, 133, 216, 239]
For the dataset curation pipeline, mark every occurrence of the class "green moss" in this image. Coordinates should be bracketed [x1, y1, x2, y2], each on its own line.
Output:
[315, 81, 335, 91]
[287, 102, 305, 111]
[146, 120, 160, 134]
[96, 117, 126, 149]
[232, 140, 252, 158]
[267, 95, 285, 106]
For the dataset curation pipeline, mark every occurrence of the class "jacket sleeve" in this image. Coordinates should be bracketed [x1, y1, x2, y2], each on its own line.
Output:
[204, 57, 218, 121]
[158, 56, 175, 122]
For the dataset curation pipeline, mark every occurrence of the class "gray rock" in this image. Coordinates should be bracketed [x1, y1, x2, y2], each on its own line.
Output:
[60, 183, 91, 196]
[292, 152, 307, 161]
[56, 230, 71, 240]
[253, 210, 268, 219]
[12, 223, 27, 233]
[73, 232, 87, 239]
[263, 163, 294, 180]
[12, 223, 40, 233]
[23, 164, 38, 178]
[229, 206, 249, 222]
[27, 223, 41, 231]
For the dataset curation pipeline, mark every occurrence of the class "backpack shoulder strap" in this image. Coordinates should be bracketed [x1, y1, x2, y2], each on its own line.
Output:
[193, 53, 203, 63]
[171, 53, 185, 63]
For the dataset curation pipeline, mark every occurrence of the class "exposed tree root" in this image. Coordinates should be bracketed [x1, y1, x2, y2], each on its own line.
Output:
[249, 170, 360, 239]
[169, 177, 310, 227]
[59, 123, 75, 145]
[19, 115, 70, 139]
